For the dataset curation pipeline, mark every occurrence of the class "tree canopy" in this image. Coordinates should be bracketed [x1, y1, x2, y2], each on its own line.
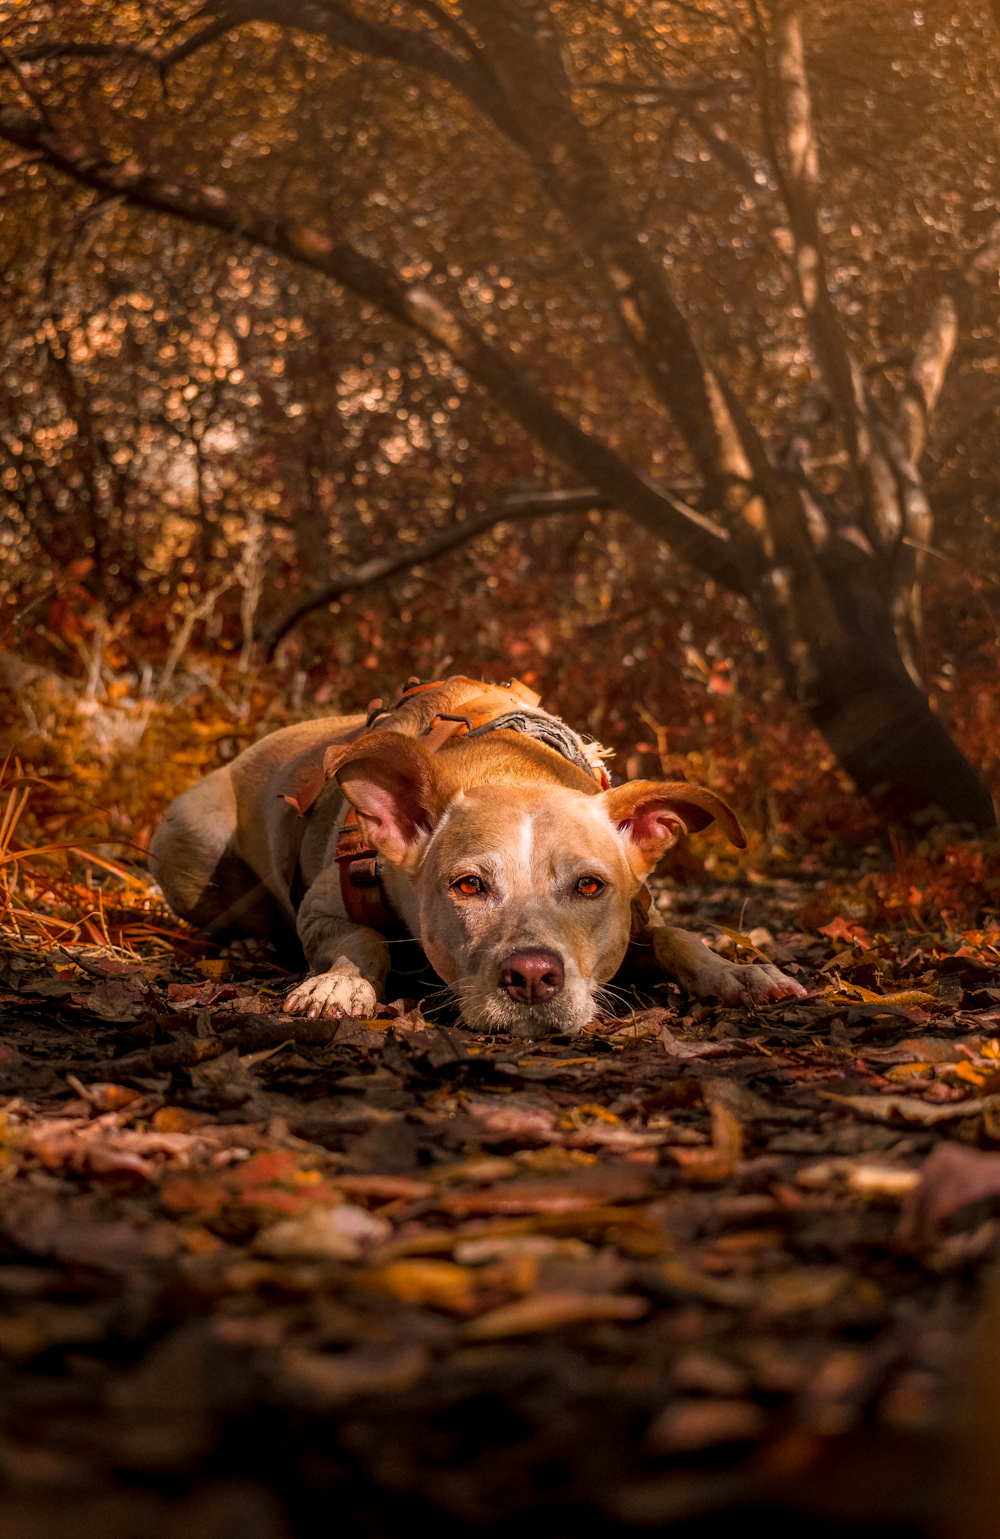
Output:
[1, 1, 999, 827]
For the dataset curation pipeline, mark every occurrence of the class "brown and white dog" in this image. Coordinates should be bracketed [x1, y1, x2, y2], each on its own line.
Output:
[149, 675, 804, 1036]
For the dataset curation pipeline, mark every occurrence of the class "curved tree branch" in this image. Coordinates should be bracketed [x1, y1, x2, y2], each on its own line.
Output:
[24, 1, 776, 557]
[896, 220, 1000, 466]
[257, 486, 609, 655]
[221, 0, 523, 143]
[17, 17, 236, 71]
[0, 105, 747, 593]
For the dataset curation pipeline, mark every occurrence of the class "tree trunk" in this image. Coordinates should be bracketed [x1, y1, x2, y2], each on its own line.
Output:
[806, 644, 994, 829]
[761, 554, 995, 827]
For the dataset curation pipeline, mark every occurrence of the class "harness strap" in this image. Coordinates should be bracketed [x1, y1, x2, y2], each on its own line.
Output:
[630, 883, 653, 940]
[334, 810, 410, 937]
[333, 708, 474, 932]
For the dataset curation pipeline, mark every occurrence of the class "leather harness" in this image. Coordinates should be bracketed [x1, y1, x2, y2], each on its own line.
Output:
[286, 676, 651, 939]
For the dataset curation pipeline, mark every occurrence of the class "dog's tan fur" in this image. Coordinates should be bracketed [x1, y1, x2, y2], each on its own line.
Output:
[150, 676, 804, 1034]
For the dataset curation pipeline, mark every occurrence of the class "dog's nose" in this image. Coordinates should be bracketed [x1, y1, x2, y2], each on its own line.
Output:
[500, 949, 565, 1004]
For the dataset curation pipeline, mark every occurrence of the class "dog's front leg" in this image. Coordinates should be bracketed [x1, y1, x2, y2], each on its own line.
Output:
[283, 866, 390, 1020]
[645, 919, 806, 1007]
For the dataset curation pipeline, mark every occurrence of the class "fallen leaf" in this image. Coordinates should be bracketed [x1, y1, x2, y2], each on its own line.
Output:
[666, 1081, 743, 1181]
[645, 1398, 766, 1453]
[152, 1107, 212, 1134]
[819, 918, 871, 945]
[660, 1025, 745, 1060]
[671, 1350, 750, 1396]
[897, 1142, 1000, 1249]
[63, 1078, 143, 1113]
[332, 1019, 390, 1051]
[883, 1063, 934, 1082]
[439, 1170, 649, 1216]
[797, 1161, 920, 1197]
[820, 1090, 1000, 1125]
[251, 1204, 388, 1261]
[425, 1157, 520, 1185]
[69, 978, 148, 1022]
[952, 1061, 988, 1086]
[160, 1151, 343, 1223]
[453, 1236, 591, 1264]
[464, 1099, 558, 1138]
[660, 1260, 758, 1307]
[335, 1174, 433, 1201]
[279, 1343, 429, 1404]
[710, 1228, 784, 1254]
[757, 1267, 852, 1313]
[463, 1289, 648, 1339]
[713, 924, 773, 962]
[354, 1259, 477, 1311]
[563, 1126, 670, 1151]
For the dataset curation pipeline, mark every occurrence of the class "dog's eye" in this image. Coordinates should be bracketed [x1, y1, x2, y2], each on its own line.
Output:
[576, 875, 605, 898]
[453, 874, 485, 896]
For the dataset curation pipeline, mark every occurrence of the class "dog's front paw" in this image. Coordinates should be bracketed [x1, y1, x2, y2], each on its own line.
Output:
[651, 929, 806, 1008]
[712, 961, 807, 1008]
[284, 958, 379, 1020]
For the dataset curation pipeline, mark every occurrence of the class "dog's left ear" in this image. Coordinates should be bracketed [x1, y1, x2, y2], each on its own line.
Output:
[603, 780, 747, 876]
[333, 732, 461, 867]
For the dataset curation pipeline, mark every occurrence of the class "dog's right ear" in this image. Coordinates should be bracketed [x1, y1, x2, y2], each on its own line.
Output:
[603, 779, 747, 879]
[331, 732, 461, 867]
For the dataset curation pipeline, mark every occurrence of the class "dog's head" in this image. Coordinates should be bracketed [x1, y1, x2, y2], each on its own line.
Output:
[336, 732, 745, 1036]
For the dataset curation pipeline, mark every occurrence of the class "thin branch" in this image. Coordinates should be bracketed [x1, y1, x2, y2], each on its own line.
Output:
[687, 110, 783, 222]
[403, 0, 480, 60]
[17, 2, 522, 134]
[770, 7, 860, 454]
[16, 19, 233, 71]
[574, 77, 739, 101]
[238, 1, 523, 144]
[896, 220, 1000, 465]
[458, 0, 744, 524]
[257, 487, 610, 654]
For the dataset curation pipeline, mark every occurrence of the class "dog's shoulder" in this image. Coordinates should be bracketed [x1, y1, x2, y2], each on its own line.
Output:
[230, 713, 365, 807]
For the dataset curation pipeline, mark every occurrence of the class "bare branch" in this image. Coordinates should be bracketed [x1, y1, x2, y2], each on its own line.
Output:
[457, 0, 747, 524]
[18, 2, 523, 138]
[401, 1, 481, 60]
[18, 1, 770, 556]
[770, 7, 861, 450]
[0, 105, 744, 591]
[16, 18, 233, 71]
[688, 111, 783, 222]
[233, 1, 523, 144]
[897, 220, 1000, 464]
[257, 487, 609, 654]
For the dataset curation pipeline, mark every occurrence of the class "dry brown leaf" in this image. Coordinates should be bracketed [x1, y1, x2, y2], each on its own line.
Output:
[645, 1398, 766, 1454]
[279, 1344, 430, 1404]
[463, 1289, 648, 1339]
[354, 1259, 477, 1311]
[820, 1090, 1000, 1124]
[251, 1205, 387, 1261]
[897, 1141, 1000, 1250]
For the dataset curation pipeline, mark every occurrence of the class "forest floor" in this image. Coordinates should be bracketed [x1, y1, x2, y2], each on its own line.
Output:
[1, 866, 1000, 1539]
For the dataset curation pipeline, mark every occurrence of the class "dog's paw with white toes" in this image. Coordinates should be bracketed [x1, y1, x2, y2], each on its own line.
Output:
[284, 958, 378, 1020]
[651, 927, 807, 1008]
[714, 961, 807, 1008]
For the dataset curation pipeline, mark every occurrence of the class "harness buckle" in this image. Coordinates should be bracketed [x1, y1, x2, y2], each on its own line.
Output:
[348, 856, 381, 888]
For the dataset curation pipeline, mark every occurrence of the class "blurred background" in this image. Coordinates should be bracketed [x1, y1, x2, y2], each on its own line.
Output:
[2, 0, 1000, 940]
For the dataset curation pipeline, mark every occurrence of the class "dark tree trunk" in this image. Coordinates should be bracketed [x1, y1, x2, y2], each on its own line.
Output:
[807, 647, 995, 828]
